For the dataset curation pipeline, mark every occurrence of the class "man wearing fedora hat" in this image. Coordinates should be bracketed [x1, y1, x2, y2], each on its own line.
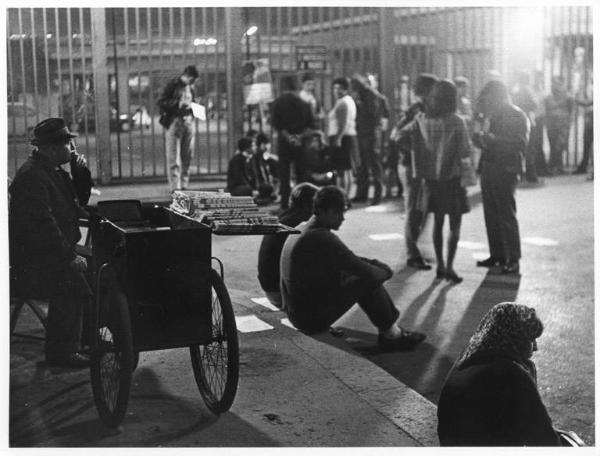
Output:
[9, 117, 93, 368]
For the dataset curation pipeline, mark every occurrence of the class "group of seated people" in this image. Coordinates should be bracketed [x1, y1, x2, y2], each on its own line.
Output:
[257, 182, 576, 447]
[226, 129, 335, 205]
[226, 130, 278, 205]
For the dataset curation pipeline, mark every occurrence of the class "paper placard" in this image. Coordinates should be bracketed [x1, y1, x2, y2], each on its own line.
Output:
[190, 102, 206, 121]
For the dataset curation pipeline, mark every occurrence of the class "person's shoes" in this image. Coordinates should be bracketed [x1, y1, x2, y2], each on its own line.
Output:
[476, 257, 504, 268]
[445, 270, 463, 284]
[573, 167, 587, 175]
[407, 258, 432, 270]
[502, 261, 520, 274]
[46, 352, 90, 368]
[378, 330, 426, 352]
[351, 196, 367, 203]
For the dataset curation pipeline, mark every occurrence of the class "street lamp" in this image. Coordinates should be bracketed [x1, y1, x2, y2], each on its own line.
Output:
[244, 25, 258, 132]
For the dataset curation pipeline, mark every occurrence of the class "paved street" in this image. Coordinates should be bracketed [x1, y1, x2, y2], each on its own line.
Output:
[9, 174, 595, 446]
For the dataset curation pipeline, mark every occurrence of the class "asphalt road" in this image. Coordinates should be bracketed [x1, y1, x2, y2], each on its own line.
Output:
[210, 174, 595, 445]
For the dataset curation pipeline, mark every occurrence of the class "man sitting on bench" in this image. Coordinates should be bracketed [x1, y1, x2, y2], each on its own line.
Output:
[9, 117, 93, 368]
[280, 185, 426, 351]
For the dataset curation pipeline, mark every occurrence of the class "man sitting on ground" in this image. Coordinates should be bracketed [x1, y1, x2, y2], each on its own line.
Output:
[280, 185, 426, 350]
[257, 182, 319, 309]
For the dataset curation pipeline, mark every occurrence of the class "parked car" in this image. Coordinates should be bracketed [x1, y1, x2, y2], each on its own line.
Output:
[76, 103, 131, 133]
[7, 102, 37, 137]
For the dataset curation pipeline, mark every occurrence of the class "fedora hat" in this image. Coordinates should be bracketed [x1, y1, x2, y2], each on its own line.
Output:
[31, 117, 77, 146]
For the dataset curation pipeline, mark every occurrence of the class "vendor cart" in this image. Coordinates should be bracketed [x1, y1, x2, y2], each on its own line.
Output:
[87, 200, 250, 428]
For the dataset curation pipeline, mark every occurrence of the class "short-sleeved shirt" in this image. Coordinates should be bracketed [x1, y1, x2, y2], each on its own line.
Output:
[327, 95, 357, 137]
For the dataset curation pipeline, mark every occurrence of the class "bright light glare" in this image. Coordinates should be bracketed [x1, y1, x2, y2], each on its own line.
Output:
[245, 25, 258, 37]
[193, 37, 217, 46]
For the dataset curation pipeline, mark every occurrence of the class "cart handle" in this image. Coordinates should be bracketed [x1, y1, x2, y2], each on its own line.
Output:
[211, 257, 224, 280]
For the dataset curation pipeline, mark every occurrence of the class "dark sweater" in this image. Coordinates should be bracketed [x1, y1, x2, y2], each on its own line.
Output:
[257, 211, 307, 292]
[280, 217, 385, 329]
[437, 356, 561, 446]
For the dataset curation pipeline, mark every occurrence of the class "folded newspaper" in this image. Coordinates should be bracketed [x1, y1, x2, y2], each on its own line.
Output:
[170, 190, 281, 232]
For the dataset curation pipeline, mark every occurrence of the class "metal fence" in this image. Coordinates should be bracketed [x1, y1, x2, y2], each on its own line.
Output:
[7, 7, 593, 183]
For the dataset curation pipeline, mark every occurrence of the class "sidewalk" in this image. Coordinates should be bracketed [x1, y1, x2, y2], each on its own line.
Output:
[9, 179, 489, 447]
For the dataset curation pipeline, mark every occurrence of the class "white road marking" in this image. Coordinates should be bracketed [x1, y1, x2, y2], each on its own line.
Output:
[523, 236, 559, 246]
[458, 240, 487, 250]
[369, 233, 404, 241]
[364, 205, 390, 213]
[280, 318, 297, 330]
[472, 252, 489, 261]
[251, 297, 280, 311]
[235, 315, 274, 333]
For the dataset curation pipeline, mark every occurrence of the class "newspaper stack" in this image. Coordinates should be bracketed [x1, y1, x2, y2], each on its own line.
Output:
[170, 190, 281, 233]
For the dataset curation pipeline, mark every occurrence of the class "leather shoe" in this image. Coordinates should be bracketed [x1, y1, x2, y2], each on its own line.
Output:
[351, 196, 367, 203]
[46, 352, 90, 368]
[407, 258, 432, 270]
[378, 330, 426, 352]
[445, 270, 463, 284]
[476, 257, 504, 268]
[502, 261, 520, 274]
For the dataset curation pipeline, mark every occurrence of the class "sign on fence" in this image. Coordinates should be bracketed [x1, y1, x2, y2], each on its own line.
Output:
[296, 45, 328, 71]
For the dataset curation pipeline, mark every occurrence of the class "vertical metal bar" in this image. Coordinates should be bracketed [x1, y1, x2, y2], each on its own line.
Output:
[135, 7, 144, 176]
[91, 8, 112, 184]
[30, 9, 40, 123]
[124, 8, 133, 177]
[42, 9, 52, 116]
[78, 8, 90, 154]
[54, 9, 63, 117]
[225, 7, 244, 171]
[277, 7, 282, 79]
[158, 8, 167, 177]
[180, 7, 186, 70]
[147, 8, 156, 177]
[191, 8, 201, 174]
[110, 9, 122, 178]
[202, 8, 211, 173]
[67, 8, 77, 137]
[169, 7, 175, 69]
[7, 13, 18, 170]
[17, 10, 28, 129]
[214, 7, 222, 171]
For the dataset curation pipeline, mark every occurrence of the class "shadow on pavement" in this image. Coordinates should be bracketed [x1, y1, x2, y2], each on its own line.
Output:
[10, 340, 278, 447]
[310, 270, 521, 404]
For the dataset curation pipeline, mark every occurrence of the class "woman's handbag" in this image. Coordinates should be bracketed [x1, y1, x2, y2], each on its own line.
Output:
[460, 158, 478, 187]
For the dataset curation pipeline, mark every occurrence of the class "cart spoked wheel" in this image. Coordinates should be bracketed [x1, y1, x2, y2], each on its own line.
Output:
[90, 269, 134, 428]
[190, 268, 239, 414]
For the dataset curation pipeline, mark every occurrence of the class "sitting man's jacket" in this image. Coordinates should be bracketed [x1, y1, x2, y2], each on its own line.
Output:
[9, 151, 92, 298]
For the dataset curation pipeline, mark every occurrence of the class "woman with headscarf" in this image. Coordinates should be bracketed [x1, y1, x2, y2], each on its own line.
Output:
[437, 302, 562, 446]
[397, 79, 472, 283]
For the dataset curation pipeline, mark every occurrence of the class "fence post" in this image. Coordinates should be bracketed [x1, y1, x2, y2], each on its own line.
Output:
[378, 7, 397, 125]
[90, 8, 112, 185]
[225, 8, 244, 158]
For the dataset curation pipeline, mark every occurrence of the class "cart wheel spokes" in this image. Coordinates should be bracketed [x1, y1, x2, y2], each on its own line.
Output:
[90, 276, 133, 428]
[190, 269, 239, 414]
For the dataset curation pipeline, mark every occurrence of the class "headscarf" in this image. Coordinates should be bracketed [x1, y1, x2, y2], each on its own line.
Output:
[456, 302, 543, 377]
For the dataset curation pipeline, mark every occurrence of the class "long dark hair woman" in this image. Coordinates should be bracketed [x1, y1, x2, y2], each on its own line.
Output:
[398, 79, 473, 283]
